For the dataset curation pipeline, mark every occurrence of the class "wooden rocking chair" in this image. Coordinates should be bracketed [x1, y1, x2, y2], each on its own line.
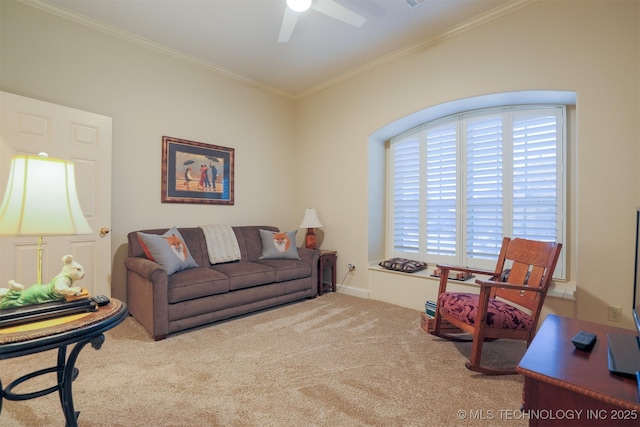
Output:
[430, 237, 562, 375]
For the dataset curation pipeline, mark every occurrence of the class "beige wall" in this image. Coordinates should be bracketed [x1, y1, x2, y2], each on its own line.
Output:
[1, 1, 298, 300]
[295, 0, 640, 329]
[2, 1, 640, 329]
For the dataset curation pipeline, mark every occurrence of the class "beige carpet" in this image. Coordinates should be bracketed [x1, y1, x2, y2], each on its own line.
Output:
[1, 294, 528, 426]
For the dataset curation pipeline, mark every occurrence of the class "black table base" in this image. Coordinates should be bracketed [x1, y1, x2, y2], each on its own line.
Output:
[1, 333, 105, 427]
[0, 299, 127, 427]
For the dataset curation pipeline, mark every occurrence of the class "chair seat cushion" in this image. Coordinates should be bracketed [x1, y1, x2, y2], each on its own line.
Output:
[438, 292, 533, 331]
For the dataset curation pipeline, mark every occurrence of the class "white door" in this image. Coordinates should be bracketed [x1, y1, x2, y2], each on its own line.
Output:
[0, 91, 112, 297]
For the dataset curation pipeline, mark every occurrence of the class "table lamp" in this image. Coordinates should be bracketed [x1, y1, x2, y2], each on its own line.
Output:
[0, 153, 93, 285]
[299, 208, 323, 250]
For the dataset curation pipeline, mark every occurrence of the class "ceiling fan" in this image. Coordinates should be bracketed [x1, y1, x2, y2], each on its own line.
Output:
[278, 0, 367, 43]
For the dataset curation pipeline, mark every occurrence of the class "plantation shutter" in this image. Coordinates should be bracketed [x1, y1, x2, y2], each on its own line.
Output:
[392, 137, 420, 253]
[512, 108, 561, 241]
[465, 113, 504, 261]
[387, 105, 565, 277]
[426, 123, 457, 257]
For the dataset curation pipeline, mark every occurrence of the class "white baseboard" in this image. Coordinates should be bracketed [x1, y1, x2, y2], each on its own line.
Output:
[335, 284, 369, 299]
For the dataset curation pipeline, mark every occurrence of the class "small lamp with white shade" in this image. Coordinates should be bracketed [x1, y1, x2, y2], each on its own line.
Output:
[299, 208, 323, 250]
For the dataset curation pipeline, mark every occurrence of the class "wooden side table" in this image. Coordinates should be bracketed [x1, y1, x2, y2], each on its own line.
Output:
[517, 314, 640, 426]
[318, 250, 337, 296]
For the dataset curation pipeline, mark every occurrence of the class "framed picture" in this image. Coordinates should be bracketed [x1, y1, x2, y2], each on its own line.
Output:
[161, 136, 234, 205]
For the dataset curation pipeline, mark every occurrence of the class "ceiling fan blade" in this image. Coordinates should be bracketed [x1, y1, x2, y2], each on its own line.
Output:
[311, 0, 366, 28]
[278, 7, 299, 42]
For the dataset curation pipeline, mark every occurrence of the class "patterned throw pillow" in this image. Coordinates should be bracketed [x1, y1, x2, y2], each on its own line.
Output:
[259, 229, 301, 260]
[137, 227, 199, 275]
[378, 257, 427, 273]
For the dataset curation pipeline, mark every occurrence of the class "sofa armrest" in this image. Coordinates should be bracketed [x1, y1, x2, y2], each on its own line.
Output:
[297, 247, 317, 264]
[124, 256, 169, 340]
[297, 247, 320, 298]
[125, 257, 166, 282]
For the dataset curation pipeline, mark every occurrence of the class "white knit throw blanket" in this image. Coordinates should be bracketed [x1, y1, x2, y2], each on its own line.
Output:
[199, 224, 241, 264]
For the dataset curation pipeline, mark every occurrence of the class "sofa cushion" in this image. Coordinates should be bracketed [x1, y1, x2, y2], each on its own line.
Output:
[211, 261, 276, 291]
[168, 267, 229, 304]
[231, 226, 278, 261]
[137, 227, 199, 275]
[259, 229, 301, 260]
[255, 259, 312, 282]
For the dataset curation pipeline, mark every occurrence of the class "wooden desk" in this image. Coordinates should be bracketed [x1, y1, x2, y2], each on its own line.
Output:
[517, 314, 640, 426]
[0, 299, 127, 427]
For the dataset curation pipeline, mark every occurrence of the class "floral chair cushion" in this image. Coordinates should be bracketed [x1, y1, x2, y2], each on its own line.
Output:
[438, 292, 533, 331]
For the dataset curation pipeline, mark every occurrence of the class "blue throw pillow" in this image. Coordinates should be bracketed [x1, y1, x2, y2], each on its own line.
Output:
[259, 229, 300, 260]
[137, 227, 198, 275]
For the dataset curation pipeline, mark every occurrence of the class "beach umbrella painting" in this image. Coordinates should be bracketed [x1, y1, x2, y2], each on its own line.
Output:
[183, 159, 195, 165]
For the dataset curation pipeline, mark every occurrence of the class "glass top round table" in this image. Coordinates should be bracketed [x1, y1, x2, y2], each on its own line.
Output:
[0, 298, 128, 427]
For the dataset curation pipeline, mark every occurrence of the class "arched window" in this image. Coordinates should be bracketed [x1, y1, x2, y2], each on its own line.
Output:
[388, 105, 566, 278]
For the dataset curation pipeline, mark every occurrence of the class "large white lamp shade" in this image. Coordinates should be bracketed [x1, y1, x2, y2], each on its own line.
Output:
[0, 154, 92, 236]
[0, 154, 93, 283]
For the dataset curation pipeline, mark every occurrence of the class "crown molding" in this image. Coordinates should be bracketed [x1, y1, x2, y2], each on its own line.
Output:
[296, 0, 538, 100]
[21, 0, 537, 101]
[20, 0, 293, 98]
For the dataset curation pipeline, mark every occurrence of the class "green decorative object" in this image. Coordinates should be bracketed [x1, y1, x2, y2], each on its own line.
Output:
[0, 255, 86, 310]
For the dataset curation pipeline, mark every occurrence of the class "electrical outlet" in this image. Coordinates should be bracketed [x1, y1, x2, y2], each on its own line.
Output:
[347, 263, 356, 271]
[608, 305, 622, 322]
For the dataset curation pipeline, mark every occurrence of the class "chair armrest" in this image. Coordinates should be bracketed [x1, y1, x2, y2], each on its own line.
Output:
[475, 279, 544, 293]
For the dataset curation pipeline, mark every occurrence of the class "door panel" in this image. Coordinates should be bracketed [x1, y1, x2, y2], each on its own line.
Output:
[0, 91, 112, 297]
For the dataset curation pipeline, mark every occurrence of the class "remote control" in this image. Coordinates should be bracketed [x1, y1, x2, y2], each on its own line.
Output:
[571, 330, 597, 350]
[91, 295, 110, 307]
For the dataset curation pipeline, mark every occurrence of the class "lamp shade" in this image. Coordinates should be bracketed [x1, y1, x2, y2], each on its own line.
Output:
[0, 154, 93, 236]
[299, 208, 323, 229]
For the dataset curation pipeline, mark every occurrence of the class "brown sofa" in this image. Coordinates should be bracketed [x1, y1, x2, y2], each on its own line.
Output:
[125, 226, 319, 340]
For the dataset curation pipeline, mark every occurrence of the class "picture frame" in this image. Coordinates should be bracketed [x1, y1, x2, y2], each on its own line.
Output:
[161, 136, 234, 205]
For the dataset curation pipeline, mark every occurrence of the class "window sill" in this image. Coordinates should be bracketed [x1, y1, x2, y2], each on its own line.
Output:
[368, 261, 575, 301]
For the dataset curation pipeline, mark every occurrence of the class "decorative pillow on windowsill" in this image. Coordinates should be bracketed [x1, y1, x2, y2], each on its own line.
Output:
[378, 258, 427, 273]
[137, 227, 199, 275]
